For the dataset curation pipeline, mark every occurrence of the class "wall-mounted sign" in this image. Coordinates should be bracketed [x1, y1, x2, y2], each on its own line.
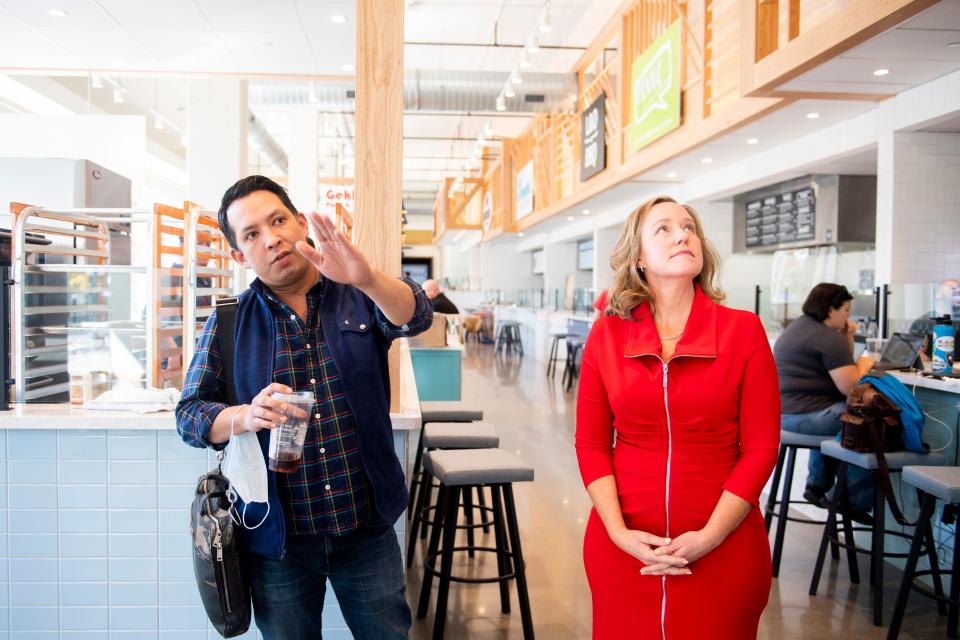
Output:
[516, 160, 534, 221]
[317, 183, 354, 216]
[580, 94, 606, 181]
[482, 190, 493, 231]
[629, 19, 681, 152]
[744, 187, 816, 248]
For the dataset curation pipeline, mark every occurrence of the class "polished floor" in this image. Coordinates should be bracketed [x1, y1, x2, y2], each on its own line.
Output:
[406, 344, 951, 639]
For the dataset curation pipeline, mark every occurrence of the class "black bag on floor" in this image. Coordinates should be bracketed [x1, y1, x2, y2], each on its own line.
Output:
[190, 296, 251, 637]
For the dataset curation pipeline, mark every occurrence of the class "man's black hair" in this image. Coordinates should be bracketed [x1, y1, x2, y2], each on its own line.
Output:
[802, 282, 853, 322]
[218, 175, 299, 250]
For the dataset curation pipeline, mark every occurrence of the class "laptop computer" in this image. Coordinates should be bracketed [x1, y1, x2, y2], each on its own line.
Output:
[870, 332, 926, 371]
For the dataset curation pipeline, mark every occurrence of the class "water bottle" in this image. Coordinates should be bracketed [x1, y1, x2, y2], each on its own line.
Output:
[932, 315, 955, 373]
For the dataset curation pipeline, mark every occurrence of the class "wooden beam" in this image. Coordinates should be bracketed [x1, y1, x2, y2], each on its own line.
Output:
[756, 0, 779, 61]
[767, 90, 894, 102]
[572, 0, 631, 74]
[354, 0, 403, 276]
[744, 0, 939, 96]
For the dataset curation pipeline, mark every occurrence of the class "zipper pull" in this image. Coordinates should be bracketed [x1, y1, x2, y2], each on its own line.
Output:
[662, 363, 668, 389]
[213, 528, 223, 562]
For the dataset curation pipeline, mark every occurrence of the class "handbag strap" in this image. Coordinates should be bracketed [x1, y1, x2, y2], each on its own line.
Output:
[215, 296, 240, 407]
[866, 421, 915, 527]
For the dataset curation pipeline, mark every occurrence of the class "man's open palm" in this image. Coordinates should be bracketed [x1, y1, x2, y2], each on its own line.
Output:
[296, 212, 374, 287]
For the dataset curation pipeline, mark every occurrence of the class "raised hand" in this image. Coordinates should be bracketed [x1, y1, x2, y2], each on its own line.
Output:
[296, 212, 375, 287]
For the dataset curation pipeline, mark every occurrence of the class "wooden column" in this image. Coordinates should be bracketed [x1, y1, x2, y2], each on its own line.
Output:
[354, 0, 403, 274]
[354, 0, 405, 411]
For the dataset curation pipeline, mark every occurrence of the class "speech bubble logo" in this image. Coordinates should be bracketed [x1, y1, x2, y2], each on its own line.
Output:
[633, 42, 672, 126]
[629, 19, 681, 152]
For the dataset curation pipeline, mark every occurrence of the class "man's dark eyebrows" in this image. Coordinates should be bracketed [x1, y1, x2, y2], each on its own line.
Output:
[239, 209, 286, 235]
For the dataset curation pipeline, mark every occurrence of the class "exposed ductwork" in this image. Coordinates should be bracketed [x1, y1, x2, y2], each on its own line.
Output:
[248, 70, 578, 114]
[248, 113, 289, 174]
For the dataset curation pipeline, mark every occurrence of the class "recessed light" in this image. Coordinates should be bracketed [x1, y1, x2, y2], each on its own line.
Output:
[581, 209, 591, 215]
[510, 69, 523, 85]
[666, 171, 677, 178]
[48, 8, 68, 17]
[330, 15, 347, 24]
[873, 68, 890, 77]
[947, 42, 960, 49]
[701, 157, 712, 164]
[567, 216, 575, 221]
[746, 138, 759, 145]
[806, 112, 820, 119]
[518, 232, 524, 237]
[341, 64, 354, 72]
[504, 85, 515, 98]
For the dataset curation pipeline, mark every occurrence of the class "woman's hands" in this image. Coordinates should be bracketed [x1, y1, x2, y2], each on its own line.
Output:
[645, 529, 721, 575]
[608, 528, 692, 576]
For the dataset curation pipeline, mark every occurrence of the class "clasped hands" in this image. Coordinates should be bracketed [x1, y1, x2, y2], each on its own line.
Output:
[609, 527, 720, 577]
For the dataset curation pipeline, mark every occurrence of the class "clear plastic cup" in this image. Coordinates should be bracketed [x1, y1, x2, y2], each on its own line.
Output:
[865, 337, 888, 360]
[267, 391, 315, 473]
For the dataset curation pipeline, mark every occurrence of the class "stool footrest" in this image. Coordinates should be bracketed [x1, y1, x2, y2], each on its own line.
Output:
[423, 546, 519, 584]
[827, 526, 926, 559]
[910, 570, 957, 608]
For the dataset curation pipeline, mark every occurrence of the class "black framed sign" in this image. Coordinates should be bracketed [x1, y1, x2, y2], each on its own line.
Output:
[580, 94, 606, 181]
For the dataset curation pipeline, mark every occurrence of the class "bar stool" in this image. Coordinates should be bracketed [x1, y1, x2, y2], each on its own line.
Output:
[495, 321, 524, 356]
[406, 421, 499, 569]
[416, 448, 535, 640]
[546, 332, 572, 378]
[765, 431, 838, 577]
[809, 439, 945, 626]
[462, 316, 483, 344]
[561, 336, 586, 392]
[408, 402, 483, 521]
[888, 465, 957, 639]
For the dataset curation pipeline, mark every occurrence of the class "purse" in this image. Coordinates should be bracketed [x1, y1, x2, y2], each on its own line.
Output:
[839, 381, 914, 526]
[190, 296, 252, 637]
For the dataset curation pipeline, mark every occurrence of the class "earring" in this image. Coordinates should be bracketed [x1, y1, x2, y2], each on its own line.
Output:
[638, 264, 645, 274]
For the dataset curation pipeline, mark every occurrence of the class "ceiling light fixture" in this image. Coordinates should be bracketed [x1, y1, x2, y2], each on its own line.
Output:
[539, 1, 553, 33]
[582, 209, 591, 215]
[91, 75, 103, 89]
[48, 8, 68, 17]
[330, 15, 347, 24]
[510, 69, 522, 85]
[308, 82, 319, 104]
[567, 216, 575, 221]
[496, 94, 506, 111]
[112, 88, 125, 104]
[153, 112, 164, 130]
[528, 34, 541, 54]
[666, 171, 677, 178]
[873, 68, 890, 76]
[518, 232, 524, 237]
[483, 120, 494, 138]
[519, 50, 532, 69]
[746, 137, 758, 145]
[504, 84, 515, 98]
[701, 157, 712, 164]
[180, 133, 188, 147]
[806, 112, 820, 119]
[341, 63, 354, 72]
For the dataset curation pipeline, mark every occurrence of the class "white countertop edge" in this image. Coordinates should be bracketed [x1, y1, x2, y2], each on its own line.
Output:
[889, 370, 960, 395]
[0, 339, 424, 431]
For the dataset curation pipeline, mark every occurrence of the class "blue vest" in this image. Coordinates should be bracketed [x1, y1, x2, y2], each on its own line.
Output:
[228, 280, 407, 559]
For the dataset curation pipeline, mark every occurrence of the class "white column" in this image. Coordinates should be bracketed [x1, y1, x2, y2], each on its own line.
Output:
[593, 227, 620, 293]
[287, 105, 319, 215]
[186, 79, 248, 209]
[543, 241, 577, 310]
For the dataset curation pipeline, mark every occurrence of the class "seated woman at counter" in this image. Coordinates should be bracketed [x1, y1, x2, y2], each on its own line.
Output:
[774, 282, 876, 522]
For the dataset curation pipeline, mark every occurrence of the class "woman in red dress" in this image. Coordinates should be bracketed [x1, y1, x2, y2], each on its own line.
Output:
[576, 196, 780, 639]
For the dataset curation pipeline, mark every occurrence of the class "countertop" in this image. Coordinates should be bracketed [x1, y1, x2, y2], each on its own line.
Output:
[889, 370, 960, 395]
[0, 340, 423, 430]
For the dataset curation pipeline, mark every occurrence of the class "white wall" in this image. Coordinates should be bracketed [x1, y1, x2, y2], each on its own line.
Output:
[593, 227, 620, 293]
[186, 79, 248, 209]
[479, 241, 542, 294]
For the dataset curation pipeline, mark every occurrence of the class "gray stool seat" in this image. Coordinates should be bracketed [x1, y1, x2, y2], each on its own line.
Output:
[780, 430, 832, 448]
[821, 439, 946, 470]
[903, 465, 960, 504]
[421, 401, 483, 423]
[423, 422, 499, 449]
[424, 449, 534, 486]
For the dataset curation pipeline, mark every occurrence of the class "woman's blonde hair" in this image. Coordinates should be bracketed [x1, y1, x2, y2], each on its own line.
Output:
[606, 195, 725, 319]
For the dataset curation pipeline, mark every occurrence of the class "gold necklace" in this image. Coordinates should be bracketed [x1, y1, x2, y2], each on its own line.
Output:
[659, 331, 684, 342]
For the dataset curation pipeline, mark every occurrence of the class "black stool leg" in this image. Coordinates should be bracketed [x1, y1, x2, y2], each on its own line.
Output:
[408, 428, 425, 519]
[766, 445, 787, 532]
[418, 484, 449, 619]
[464, 487, 476, 558]
[872, 480, 886, 626]
[433, 485, 461, 640]
[491, 484, 512, 614]
[949, 508, 960, 638]
[547, 337, 557, 377]
[772, 446, 797, 577]
[921, 493, 948, 616]
[503, 484, 535, 640]
[477, 486, 491, 534]
[407, 465, 431, 568]
[836, 464, 861, 584]
[888, 492, 937, 640]
[811, 461, 849, 595]
[421, 474, 435, 539]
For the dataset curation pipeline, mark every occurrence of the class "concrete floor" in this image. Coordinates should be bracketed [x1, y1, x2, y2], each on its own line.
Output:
[406, 344, 950, 640]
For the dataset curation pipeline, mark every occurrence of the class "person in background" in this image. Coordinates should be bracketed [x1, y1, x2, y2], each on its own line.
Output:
[576, 195, 780, 638]
[422, 278, 460, 314]
[775, 282, 876, 523]
[909, 278, 960, 362]
[176, 175, 432, 639]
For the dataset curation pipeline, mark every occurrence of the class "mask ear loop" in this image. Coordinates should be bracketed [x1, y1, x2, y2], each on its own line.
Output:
[225, 487, 270, 530]
[241, 500, 270, 530]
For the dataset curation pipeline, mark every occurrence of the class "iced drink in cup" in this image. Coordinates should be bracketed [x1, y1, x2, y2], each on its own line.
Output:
[268, 391, 315, 473]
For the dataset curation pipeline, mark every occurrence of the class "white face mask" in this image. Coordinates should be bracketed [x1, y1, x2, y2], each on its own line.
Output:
[221, 430, 270, 529]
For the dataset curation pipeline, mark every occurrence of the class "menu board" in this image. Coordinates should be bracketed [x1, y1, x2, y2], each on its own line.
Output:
[744, 187, 815, 248]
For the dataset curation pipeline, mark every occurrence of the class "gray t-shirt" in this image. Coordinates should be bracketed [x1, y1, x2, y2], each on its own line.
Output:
[773, 314, 854, 414]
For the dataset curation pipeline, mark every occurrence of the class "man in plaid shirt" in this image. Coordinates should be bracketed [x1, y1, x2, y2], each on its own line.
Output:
[176, 175, 432, 639]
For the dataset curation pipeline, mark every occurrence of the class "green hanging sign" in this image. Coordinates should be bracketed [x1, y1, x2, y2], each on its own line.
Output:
[629, 19, 682, 152]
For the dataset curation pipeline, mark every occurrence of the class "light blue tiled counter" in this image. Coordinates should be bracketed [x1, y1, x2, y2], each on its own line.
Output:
[0, 425, 415, 640]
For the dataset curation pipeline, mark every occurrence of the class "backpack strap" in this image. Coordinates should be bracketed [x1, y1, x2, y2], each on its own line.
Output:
[866, 422, 916, 527]
[215, 296, 239, 407]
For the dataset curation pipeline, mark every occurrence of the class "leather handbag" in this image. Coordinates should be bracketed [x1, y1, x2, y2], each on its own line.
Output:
[839, 381, 914, 526]
[190, 296, 252, 637]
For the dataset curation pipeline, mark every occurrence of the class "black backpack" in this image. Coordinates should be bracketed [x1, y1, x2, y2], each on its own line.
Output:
[190, 296, 252, 637]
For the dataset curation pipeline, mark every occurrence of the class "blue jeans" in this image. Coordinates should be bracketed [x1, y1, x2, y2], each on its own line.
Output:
[244, 522, 411, 640]
[781, 401, 875, 512]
